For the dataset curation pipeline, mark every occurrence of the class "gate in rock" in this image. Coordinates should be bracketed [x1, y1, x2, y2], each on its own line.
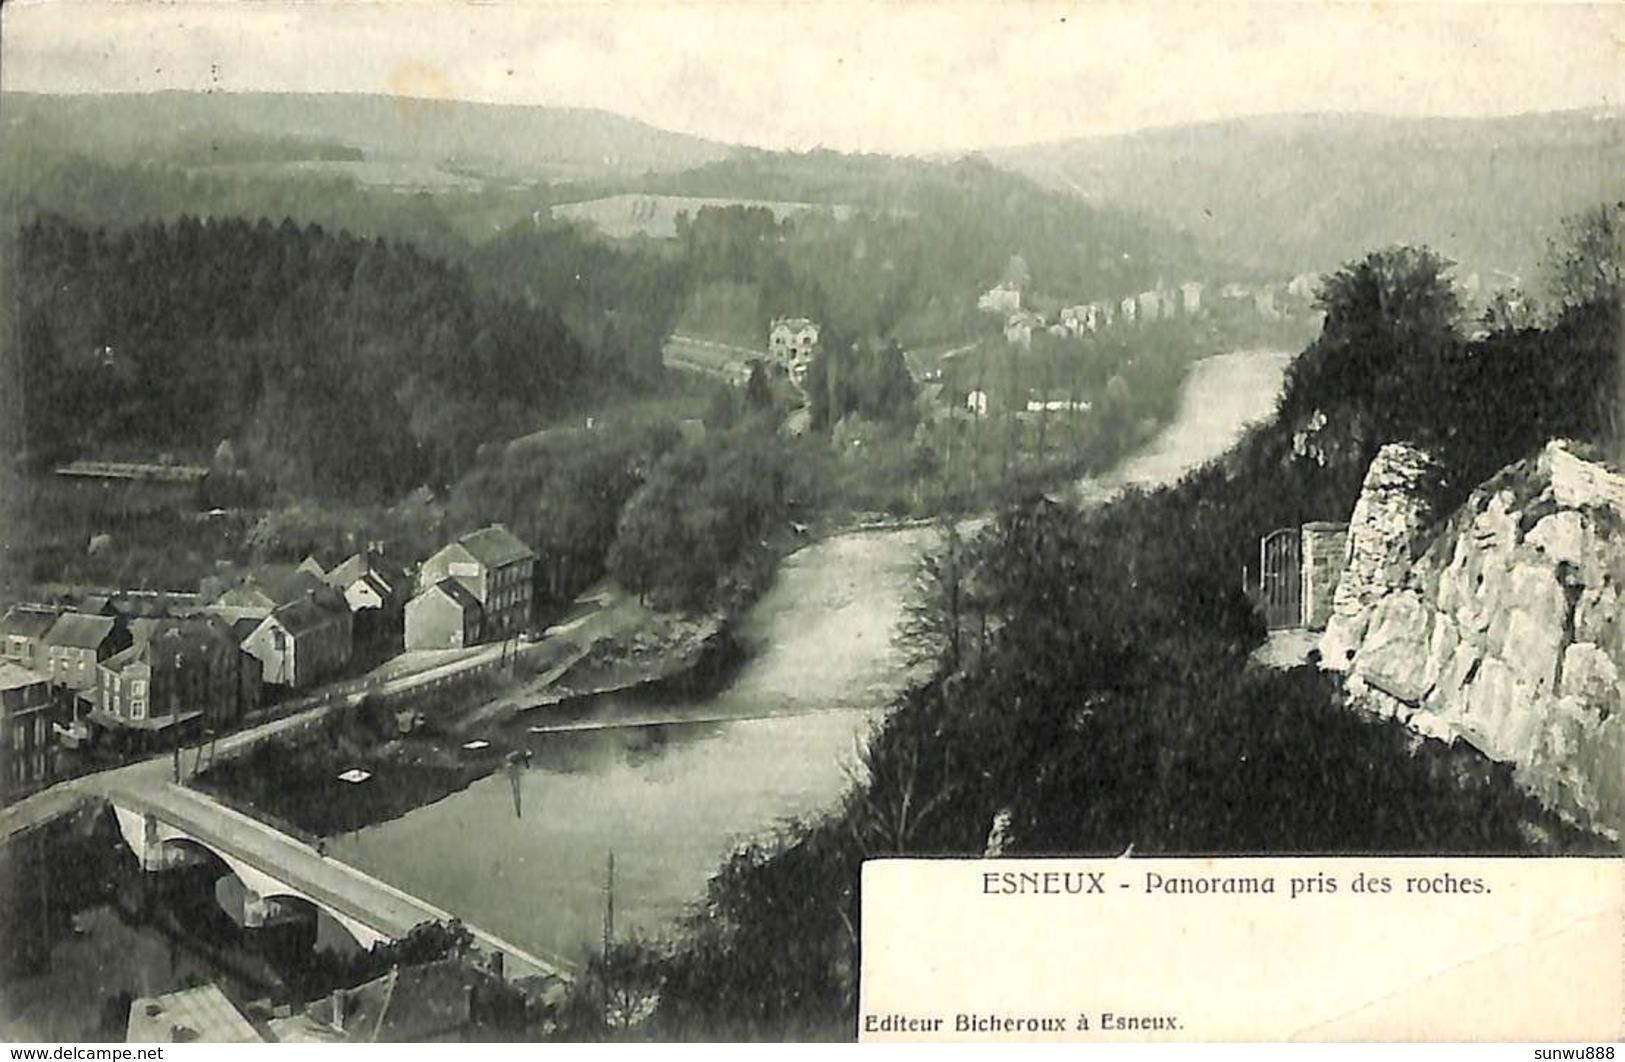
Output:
[1258, 527, 1302, 629]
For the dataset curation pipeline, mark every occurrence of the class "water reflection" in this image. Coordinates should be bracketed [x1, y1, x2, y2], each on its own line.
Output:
[0, 805, 360, 1041]
[517, 717, 733, 776]
[330, 708, 878, 967]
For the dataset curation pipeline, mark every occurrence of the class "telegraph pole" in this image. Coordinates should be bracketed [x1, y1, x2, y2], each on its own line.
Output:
[601, 850, 616, 1030]
[602, 851, 615, 955]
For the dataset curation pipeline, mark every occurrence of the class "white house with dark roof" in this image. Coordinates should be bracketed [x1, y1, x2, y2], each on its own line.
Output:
[324, 550, 409, 617]
[240, 593, 353, 690]
[404, 579, 485, 651]
[413, 524, 536, 643]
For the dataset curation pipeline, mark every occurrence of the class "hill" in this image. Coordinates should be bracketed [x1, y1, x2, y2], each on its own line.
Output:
[2, 91, 731, 185]
[986, 109, 1624, 284]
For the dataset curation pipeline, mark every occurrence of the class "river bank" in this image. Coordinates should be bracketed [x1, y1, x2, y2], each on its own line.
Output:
[183, 350, 1292, 842]
[5, 348, 1305, 1005]
[186, 479, 953, 841]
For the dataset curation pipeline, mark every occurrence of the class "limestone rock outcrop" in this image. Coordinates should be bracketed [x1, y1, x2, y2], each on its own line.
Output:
[1328, 441, 1625, 837]
[1320, 443, 1445, 668]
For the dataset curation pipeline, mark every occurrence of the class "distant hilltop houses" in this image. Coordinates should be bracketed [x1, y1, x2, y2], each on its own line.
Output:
[977, 272, 1343, 346]
[977, 265, 1513, 349]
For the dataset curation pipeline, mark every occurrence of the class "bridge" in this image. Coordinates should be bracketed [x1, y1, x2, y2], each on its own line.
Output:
[105, 781, 571, 984]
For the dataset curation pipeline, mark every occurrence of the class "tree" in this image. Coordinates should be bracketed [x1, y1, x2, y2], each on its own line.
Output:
[896, 515, 971, 671]
[1543, 201, 1623, 315]
[744, 360, 775, 412]
[1289, 245, 1462, 447]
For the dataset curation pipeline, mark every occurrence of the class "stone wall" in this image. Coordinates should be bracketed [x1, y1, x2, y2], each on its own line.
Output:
[1300, 522, 1349, 630]
[1332, 442, 1625, 838]
[1319, 443, 1445, 669]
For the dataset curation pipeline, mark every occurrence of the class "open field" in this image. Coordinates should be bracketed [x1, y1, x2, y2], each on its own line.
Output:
[551, 193, 854, 239]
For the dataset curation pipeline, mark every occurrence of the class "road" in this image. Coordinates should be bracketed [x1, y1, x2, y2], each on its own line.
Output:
[109, 781, 572, 980]
[0, 584, 626, 843]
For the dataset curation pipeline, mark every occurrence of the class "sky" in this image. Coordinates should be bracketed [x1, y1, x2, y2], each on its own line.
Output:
[3, 1, 1622, 154]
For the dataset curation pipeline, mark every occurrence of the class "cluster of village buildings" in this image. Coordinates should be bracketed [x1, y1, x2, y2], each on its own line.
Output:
[978, 272, 1327, 348]
[0, 505, 540, 805]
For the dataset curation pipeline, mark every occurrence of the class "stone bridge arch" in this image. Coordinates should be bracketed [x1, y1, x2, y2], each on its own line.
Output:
[110, 803, 389, 950]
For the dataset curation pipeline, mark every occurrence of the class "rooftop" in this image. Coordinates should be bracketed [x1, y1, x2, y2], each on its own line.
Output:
[0, 662, 49, 692]
[454, 525, 535, 569]
[56, 460, 209, 484]
[0, 606, 60, 640]
[125, 984, 266, 1044]
[423, 578, 482, 613]
[217, 566, 345, 611]
[104, 617, 236, 672]
[43, 612, 118, 649]
[301, 959, 499, 1043]
[267, 595, 345, 637]
[326, 550, 406, 595]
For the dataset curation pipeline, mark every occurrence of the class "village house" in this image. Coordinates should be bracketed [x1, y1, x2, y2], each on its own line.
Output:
[769, 318, 820, 386]
[1179, 281, 1204, 316]
[1005, 310, 1041, 348]
[976, 284, 1022, 316]
[1025, 394, 1093, 414]
[1058, 303, 1103, 335]
[1, 664, 54, 804]
[240, 592, 354, 691]
[323, 549, 409, 615]
[404, 579, 484, 651]
[296, 553, 331, 580]
[43, 612, 131, 702]
[1137, 289, 1173, 322]
[0, 606, 59, 672]
[318, 548, 411, 653]
[768, 317, 820, 375]
[209, 566, 340, 619]
[408, 525, 536, 651]
[1118, 295, 1138, 325]
[93, 618, 261, 741]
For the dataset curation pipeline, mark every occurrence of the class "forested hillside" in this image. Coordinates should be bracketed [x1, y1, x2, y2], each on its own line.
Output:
[4, 92, 728, 182]
[12, 215, 664, 499]
[990, 109, 1624, 281]
[539, 153, 1212, 351]
[646, 152, 1208, 339]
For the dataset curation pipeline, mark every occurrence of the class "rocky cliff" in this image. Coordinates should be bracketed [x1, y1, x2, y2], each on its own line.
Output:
[1324, 440, 1624, 837]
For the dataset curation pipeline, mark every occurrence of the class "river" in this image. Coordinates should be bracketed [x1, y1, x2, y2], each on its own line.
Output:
[0, 348, 1291, 1036]
[322, 347, 1294, 969]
